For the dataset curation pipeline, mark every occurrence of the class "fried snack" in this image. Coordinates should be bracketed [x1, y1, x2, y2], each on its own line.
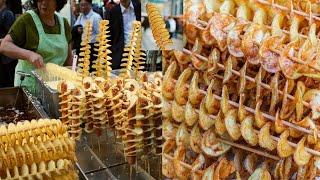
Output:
[189, 71, 205, 106]
[68, 86, 85, 140]
[163, 61, 177, 101]
[77, 21, 92, 77]
[145, 3, 173, 50]
[190, 123, 202, 154]
[173, 146, 191, 180]
[82, 77, 95, 133]
[214, 158, 235, 179]
[162, 139, 176, 178]
[258, 122, 277, 151]
[243, 153, 258, 174]
[0, 119, 76, 173]
[241, 115, 258, 146]
[132, 23, 146, 79]
[90, 83, 107, 134]
[185, 100, 199, 127]
[93, 20, 112, 79]
[277, 130, 295, 158]
[0, 159, 78, 179]
[162, 98, 172, 118]
[149, 87, 162, 155]
[172, 100, 185, 122]
[120, 21, 141, 79]
[225, 109, 241, 141]
[176, 122, 190, 148]
[199, 98, 215, 130]
[190, 153, 205, 180]
[163, 118, 176, 141]
[201, 127, 231, 157]
[293, 137, 311, 166]
[248, 168, 271, 180]
[57, 81, 72, 125]
[46, 63, 83, 87]
[210, 13, 235, 52]
[174, 68, 191, 105]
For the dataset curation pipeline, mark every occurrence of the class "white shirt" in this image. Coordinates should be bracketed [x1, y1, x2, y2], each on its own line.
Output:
[74, 10, 102, 43]
[120, 1, 136, 45]
[168, 18, 176, 33]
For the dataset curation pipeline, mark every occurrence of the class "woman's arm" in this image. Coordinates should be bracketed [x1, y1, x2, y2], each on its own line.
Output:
[63, 44, 73, 66]
[0, 34, 44, 68]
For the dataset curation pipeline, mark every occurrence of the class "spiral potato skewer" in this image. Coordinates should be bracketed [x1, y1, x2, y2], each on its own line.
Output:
[78, 21, 92, 77]
[93, 20, 112, 78]
[146, 3, 173, 50]
[68, 86, 86, 140]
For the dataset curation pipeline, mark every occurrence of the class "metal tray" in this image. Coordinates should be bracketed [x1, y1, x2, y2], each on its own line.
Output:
[0, 87, 49, 120]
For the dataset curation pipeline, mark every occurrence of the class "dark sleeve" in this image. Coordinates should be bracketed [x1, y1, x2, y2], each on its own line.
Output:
[8, 12, 28, 47]
[63, 18, 72, 43]
[3, 11, 15, 32]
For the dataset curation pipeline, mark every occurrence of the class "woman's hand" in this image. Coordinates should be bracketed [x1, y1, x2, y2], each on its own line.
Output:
[27, 51, 44, 68]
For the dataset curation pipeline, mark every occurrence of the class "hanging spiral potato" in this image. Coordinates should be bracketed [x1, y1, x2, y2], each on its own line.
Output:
[146, 3, 173, 50]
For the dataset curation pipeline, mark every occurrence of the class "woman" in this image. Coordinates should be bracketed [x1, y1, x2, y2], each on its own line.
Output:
[0, 0, 72, 94]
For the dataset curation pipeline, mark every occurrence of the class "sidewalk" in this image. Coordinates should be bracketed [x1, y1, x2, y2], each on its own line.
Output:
[142, 28, 183, 50]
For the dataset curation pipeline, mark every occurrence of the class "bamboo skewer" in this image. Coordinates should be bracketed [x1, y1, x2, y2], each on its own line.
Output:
[168, 100, 320, 157]
[175, 73, 320, 138]
[163, 136, 281, 174]
[216, 138, 281, 161]
[196, 10, 318, 43]
[183, 48, 312, 108]
[172, 76, 318, 138]
[195, 19, 320, 72]
[257, 0, 320, 22]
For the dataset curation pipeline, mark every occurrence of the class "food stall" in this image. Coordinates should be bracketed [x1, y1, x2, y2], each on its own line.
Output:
[162, 0, 320, 179]
[0, 19, 162, 179]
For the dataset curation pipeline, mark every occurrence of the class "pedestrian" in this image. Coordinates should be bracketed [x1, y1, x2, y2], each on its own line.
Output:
[0, 0, 16, 88]
[107, 0, 141, 69]
[72, 0, 102, 72]
[168, 16, 176, 39]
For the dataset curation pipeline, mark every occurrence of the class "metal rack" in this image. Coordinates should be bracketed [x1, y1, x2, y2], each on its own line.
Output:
[76, 131, 161, 180]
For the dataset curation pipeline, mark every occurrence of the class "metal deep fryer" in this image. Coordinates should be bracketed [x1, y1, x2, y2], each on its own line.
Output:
[32, 68, 65, 119]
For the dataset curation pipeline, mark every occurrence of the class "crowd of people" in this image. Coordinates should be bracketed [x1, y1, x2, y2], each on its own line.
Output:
[0, 0, 141, 94]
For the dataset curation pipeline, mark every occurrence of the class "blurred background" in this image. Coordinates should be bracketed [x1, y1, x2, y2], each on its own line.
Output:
[141, 0, 183, 50]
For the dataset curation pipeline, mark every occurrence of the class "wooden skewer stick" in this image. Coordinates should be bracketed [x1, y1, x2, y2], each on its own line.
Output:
[196, 17, 314, 42]
[182, 48, 311, 108]
[216, 137, 281, 161]
[169, 102, 320, 157]
[170, 74, 317, 138]
[257, 0, 320, 22]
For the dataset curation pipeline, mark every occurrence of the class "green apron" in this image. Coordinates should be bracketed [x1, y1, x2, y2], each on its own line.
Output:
[14, 10, 68, 95]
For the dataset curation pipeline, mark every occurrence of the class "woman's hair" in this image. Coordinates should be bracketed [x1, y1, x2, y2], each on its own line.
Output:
[31, 0, 67, 12]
